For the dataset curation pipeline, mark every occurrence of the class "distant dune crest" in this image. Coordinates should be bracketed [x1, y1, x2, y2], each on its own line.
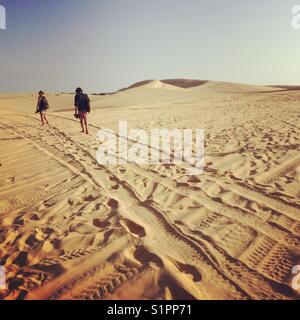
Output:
[120, 79, 208, 92]
[119, 79, 283, 94]
[142, 80, 186, 91]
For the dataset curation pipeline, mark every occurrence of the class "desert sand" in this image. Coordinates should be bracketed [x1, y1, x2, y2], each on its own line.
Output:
[0, 79, 299, 300]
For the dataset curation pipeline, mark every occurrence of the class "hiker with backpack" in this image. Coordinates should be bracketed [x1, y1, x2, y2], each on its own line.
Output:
[36, 90, 49, 126]
[74, 87, 91, 135]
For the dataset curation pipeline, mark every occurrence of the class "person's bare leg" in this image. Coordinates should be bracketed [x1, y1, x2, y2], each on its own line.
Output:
[40, 113, 45, 126]
[84, 115, 89, 134]
[44, 114, 49, 125]
[80, 117, 85, 132]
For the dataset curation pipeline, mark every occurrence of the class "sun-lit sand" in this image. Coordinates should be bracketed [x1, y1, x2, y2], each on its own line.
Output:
[0, 79, 299, 300]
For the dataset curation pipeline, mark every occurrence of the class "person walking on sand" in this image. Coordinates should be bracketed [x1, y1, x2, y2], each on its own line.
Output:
[36, 91, 49, 126]
[74, 87, 91, 134]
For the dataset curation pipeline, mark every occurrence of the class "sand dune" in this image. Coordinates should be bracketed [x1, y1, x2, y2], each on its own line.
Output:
[0, 80, 299, 300]
[139, 80, 186, 91]
[120, 79, 277, 93]
[120, 79, 208, 91]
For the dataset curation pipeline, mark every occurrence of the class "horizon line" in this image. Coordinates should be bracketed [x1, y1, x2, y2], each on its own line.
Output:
[1, 78, 300, 95]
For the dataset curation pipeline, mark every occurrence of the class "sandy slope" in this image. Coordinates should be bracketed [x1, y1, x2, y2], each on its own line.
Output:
[0, 80, 299, 300]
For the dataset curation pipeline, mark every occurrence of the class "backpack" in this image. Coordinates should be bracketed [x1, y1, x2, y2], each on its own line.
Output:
[44, 98, 49, 110]
[39, 97, 49, 110]
[78, 94, 90, 112]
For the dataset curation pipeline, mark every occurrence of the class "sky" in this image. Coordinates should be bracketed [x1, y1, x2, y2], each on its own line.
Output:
[0, 0, 300, 93]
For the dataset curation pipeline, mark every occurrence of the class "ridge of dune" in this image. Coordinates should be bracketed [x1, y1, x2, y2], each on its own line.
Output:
[269, 85, 300, 91]
[161, 79, 208, 88]
[119, 79, 207, 92]
[121, 80, 186, 92]
[141, 80, 186, 91]
[117, 79, 281, 95]
[190, 81, 280, 93]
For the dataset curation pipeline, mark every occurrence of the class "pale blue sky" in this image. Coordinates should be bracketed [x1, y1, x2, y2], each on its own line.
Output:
[0, 0, 300, 93]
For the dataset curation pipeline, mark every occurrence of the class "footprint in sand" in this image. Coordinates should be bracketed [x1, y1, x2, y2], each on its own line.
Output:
[107, 199, 119, 209]
[120, 219, 146, 238]
[12, 251, 28, 267]
[29, 213, 40, 221]
[133, 246, 163, 267]
[25, 234, 40, 247]
[43, 201, 56, 208]
[84, 195, 98, 202]
[176, 261, 202, 282]
[93, 219, 110, 229]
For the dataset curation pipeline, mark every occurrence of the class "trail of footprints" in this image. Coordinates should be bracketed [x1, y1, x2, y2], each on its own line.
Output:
[240, 236, 297, 283]
[68, 266, 140, 301]
[0, 115, 299, 300]
[111, 162, 300, 297]
[110, 167, 298, 299]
